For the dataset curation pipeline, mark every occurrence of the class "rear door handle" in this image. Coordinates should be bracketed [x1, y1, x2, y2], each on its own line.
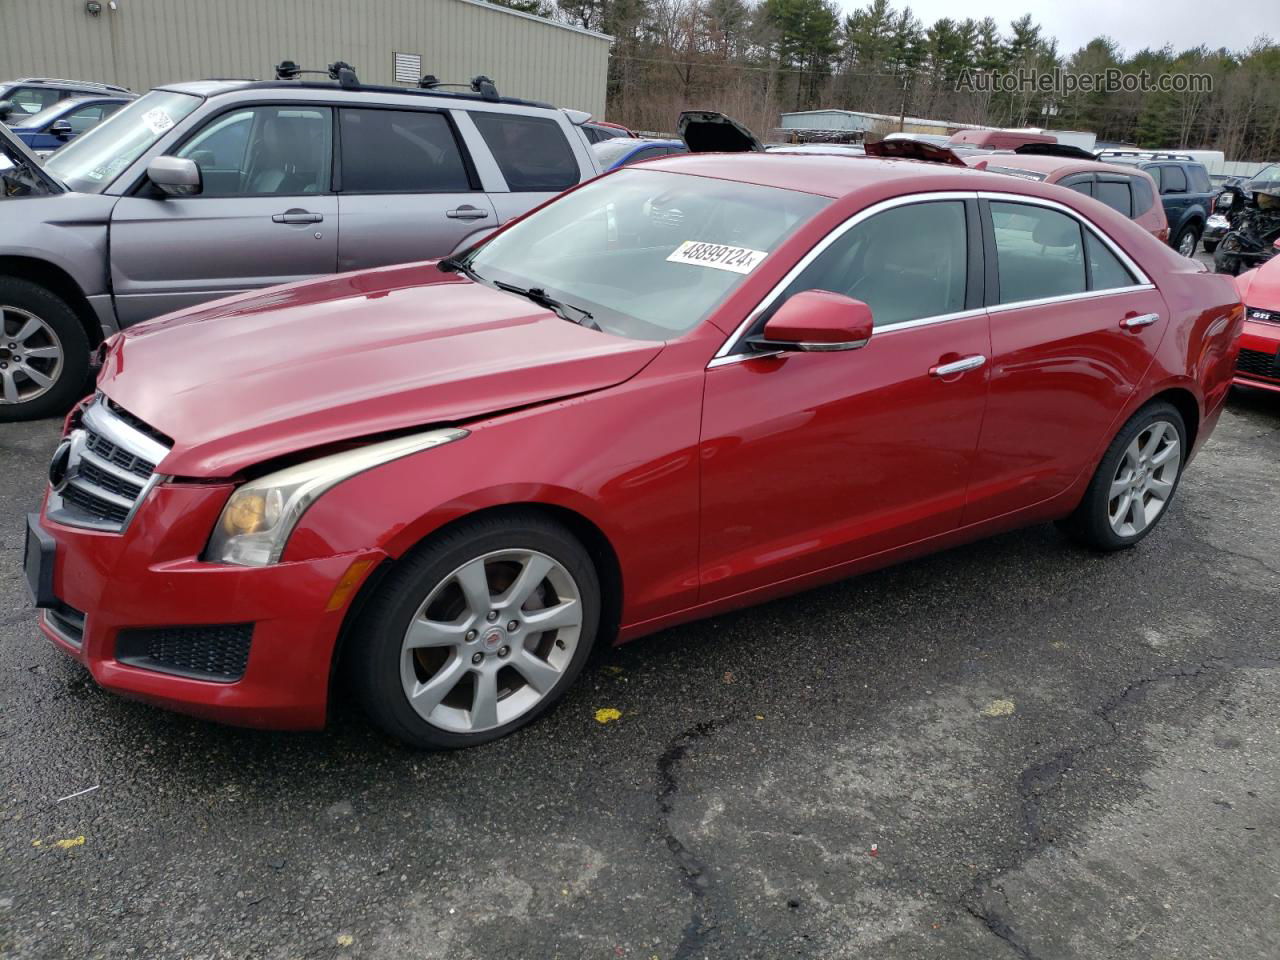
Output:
[446, 205, 489, 221]
[930, 354, 986, 377]
[1121, 312, 1160, 330]
[272, 211, 324, 224]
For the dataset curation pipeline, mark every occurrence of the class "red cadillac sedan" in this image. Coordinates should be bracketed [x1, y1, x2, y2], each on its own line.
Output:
[26, 154, 1243, 749]
[1233, 256, 1280, 393]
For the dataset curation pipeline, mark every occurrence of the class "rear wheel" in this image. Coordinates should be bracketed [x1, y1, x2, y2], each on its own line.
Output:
[1174, 223, 1201, 258]
[1059, 401, 1186, 551]
[349, 512, 601, 749]
[0, 277, 90, 422]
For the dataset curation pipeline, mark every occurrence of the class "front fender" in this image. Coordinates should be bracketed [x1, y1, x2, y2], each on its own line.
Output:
[0, 192, 116, 297]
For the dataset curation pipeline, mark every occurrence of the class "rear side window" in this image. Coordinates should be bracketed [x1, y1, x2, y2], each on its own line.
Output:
[339, 109, 471, 193]
[1096, 179, 1133, 217]
[9, 86, 61, 116]
[1188, 164, 1212, 193]
[472, 113, 578, 192]
[1085, 232, 1136, 290]
[990, 202, 1085, 303]
[1160, 165, 1187, 194]
[1132, 176, 1155, 215]
[768, 200, 969, 327]
[1059, 174, 1093, 197]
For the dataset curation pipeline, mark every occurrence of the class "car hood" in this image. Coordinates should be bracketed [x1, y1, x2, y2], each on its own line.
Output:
[0, 121, 66, 195]
[99, 263, 664, 477]
[1237, 260, 1280, 310]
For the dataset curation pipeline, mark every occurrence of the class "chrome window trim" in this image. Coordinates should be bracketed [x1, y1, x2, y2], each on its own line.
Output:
[710, 188, 1156, 366]
[712, 191, 979, 362]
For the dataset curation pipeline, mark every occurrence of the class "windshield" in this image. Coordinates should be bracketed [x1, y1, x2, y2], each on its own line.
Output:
[45, 90, 201, 193]
[1247, 164, 1280, 191]
[465, 169, 828, 341]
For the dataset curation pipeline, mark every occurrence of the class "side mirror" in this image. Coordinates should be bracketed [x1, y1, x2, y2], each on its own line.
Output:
[748, 290, 873, 353]
[147, 156, 202, 197]
[49, 119, 74, 140]
[0, 100, 13, 122]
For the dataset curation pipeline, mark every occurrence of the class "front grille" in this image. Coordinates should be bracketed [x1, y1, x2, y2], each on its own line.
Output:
[1236, 347, 1280, 380]
[1247, 306, 1279, 325]
[115, 624, 254, 683]
[44, 603, 86, 647]
[46, 398, 171, 533]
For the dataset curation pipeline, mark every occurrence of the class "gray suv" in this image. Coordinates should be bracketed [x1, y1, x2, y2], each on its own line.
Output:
[0, 70, 602, 419]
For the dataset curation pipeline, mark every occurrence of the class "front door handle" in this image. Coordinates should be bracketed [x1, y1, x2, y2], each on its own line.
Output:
[272, 210, 324, 224]
[930, 354, 987, 377]
[446, 205, 489, 221]
[1121, 312, 1160, 330]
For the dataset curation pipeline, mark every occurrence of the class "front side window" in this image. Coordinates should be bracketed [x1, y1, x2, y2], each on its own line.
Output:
[339, 108, 471, 193]
[471, 112, 578, 192]
[62, 103, 110, 134]
[45, 90, 202, 193]
[465, 168, 827, 340]
[990, 202, 1085, 303]
[1096, 179, 1133, 217]
[764, 200, 969, 329]
[176, 106, 331, 197]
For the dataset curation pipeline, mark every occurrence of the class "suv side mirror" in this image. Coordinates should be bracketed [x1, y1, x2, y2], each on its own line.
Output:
[147, 156, 202, 197]
[0, 100, 13, 122]
[748, 290, 873, 353]
[48, 119, 74, 140]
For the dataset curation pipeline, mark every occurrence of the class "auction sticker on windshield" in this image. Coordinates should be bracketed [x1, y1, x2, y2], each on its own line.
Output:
[142, 108, 175, 135]
[667, 241, 768, 274]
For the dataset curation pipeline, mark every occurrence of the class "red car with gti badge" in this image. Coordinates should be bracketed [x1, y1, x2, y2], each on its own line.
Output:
[1232, 254, 1280, 393]
[25, 150, 1243, 750]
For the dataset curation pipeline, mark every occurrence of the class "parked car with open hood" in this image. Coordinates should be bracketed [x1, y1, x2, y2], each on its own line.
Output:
[25, 151, 1242, 749]
[0, 63, 602, 421]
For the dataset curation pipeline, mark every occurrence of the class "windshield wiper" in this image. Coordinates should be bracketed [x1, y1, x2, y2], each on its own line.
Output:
[492, 280, 599, 330]
[437, 255, 484, 283]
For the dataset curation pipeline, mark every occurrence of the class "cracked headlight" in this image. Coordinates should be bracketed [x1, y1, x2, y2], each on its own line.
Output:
[205, 428, 468, 566]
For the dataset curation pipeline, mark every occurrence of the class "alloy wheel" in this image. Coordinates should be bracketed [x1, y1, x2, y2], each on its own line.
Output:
[1178, 231, 1197, 257]
[399, 549, 583, 734]
[0, 306, 63, 405]
[1107, 419, 1181, 537]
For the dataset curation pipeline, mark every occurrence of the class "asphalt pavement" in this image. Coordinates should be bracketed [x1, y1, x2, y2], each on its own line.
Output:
[1, 383, 1278, 960]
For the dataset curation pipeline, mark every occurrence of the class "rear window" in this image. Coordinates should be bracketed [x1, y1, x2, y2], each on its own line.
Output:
[471, 112, 578, 192]
[1132, 176, 1155, 215]
[339, 108, 472, 193]
[1160, 165, 1187, 193]
[1187, 164, 1212, 193]
[1096, 179, 1132, 217]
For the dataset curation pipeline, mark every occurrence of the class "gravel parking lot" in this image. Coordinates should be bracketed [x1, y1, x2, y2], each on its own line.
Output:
[2, 385, 1278, 960]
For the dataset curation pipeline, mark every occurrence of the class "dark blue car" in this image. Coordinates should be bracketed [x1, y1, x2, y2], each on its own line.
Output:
[8, 94, 134, 156]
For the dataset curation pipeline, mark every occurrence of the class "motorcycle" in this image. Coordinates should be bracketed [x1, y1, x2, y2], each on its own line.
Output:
[1213, 184, 1280, 276]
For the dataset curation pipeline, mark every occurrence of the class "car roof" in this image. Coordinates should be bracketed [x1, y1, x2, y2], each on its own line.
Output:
[966, 154, 1156, 180]
[154, 77, 557, 110]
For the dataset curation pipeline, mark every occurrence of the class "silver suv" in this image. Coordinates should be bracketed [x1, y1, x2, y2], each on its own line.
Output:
[0, 68, 602, 419]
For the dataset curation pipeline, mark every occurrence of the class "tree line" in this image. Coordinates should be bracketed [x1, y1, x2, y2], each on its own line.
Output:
[494, 0, 1280, 160]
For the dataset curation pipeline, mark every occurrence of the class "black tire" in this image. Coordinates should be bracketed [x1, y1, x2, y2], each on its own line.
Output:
[0, 277, 91, 422]
[1173, 222, 1201, 258]
[1202, 239, 1219, 254]
[348, 511, 601, 750]
[1058, 401, 1187, 551]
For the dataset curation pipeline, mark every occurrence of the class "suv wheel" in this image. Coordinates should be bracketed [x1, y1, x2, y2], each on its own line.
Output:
[0, 278, 90, 421]
[1174, 223, 1200, 258]
[1058, 401, 1186, 551]
[349, 511, 601, 749]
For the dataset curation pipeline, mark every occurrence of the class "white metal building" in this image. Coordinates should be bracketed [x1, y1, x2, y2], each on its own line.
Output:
[0, 0, 612, 116]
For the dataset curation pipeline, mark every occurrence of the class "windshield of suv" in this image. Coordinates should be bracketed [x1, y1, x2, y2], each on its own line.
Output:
[464, 168, 828, 340]
[45, 90, 201, 193]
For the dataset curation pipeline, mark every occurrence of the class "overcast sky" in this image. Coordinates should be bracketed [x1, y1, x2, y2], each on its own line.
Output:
[856, 0, 1280, 57]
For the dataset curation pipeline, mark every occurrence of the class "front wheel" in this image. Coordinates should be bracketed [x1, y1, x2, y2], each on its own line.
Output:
[0, 277, 91, 421]
[349, 512, 601, 749]
[1058, 402, 1187, 551]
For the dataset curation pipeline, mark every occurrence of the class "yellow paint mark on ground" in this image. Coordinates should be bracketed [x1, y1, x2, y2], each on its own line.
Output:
[336, 933, 354, 947]
[595, 708, 623, 724]
[981, 699, 1015, 717]
[53, 836, 85, 849]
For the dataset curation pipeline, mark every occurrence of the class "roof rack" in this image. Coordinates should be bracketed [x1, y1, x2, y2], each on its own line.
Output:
[16, 77, 131, 93]
[1096, 149, 1194, 162]
[264, 60, 544, 108]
